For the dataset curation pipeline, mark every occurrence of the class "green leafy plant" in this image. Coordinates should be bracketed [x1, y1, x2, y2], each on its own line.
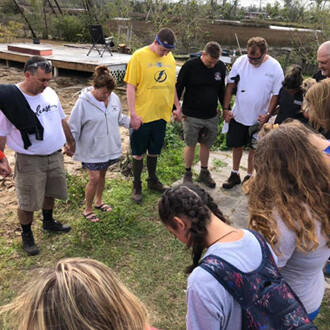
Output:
[53, 15, 88, 42]
[0, 21, 24, 43]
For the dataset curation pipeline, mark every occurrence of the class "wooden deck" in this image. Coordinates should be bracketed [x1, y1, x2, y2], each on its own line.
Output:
[0, 43, 132, 81]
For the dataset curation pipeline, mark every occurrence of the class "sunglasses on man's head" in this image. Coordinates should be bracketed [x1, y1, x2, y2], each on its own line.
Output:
[27, 60, 52, 71]
[248, 54, 264, 62]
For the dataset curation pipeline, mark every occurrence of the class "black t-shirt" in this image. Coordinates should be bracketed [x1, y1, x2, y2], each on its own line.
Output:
[176, 57, 226, 119]
[313, 70, 326, 82]
[275, 88, 307, 125]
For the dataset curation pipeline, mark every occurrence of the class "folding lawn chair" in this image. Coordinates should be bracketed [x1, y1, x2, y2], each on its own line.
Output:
[87, 25, 115, 57]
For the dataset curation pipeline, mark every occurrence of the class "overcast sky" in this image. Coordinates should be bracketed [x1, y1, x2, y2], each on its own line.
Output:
[239, 0, 283, 8]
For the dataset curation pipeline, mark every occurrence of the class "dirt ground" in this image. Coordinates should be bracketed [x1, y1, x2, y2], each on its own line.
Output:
[0, 63, 130, 223]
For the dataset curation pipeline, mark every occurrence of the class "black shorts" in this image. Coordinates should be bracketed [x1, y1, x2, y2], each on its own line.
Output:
[226, 119, 251, 148]
[130, 119, 167, 156]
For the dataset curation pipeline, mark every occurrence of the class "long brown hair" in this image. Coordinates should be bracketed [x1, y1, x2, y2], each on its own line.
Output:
[0, 258, 149, 330]
[249, 122, 330, 254]
[92, 65, 116, 90]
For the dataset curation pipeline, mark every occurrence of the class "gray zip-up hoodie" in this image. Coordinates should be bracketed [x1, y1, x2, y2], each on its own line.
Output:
[68, 87, 130, 163]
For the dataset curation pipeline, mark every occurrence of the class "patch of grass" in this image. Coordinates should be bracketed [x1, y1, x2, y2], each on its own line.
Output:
[315, 291, 330, 330]
[213, 159, 227, 169]
[1, 120, 329, 330]
[0, 123, 190, 329]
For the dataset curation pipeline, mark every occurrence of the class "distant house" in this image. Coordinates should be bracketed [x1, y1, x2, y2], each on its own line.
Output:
[244, 11, 268, 19]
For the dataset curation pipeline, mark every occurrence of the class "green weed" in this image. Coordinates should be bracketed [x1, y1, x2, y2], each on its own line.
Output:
[213, 159, 227, 169]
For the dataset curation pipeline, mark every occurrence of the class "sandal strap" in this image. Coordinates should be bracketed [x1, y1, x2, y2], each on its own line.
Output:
[83, 212, 100, 222]
[95, 203, 112, 211]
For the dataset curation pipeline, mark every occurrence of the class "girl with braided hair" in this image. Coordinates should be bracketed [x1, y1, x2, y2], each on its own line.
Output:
[158, 183, 277, 329]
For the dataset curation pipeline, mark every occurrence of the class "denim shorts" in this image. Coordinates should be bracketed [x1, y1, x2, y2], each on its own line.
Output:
[82, 158, 119, 171]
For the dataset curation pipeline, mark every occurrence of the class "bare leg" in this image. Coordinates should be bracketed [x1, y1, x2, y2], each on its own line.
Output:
[132, 154, 144, 161]
[184, 146, 195, 168]
[232, 147, 243, 172]
[18, 208, 33, 225]
[84, 170, 101, 214]
[247, 149, 255, 174]
[199, 143, 210, 168]
[95, 169, 107, 206]
[42, 196, 55, 210]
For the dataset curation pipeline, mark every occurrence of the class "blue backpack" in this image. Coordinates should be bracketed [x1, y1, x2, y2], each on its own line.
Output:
[199, 230, 317, 330]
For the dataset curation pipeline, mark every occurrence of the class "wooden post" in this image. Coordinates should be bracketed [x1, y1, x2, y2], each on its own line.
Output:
[284, 49, 291, 71]
[53, 66, 58, 77]
[47, 0, 57, 16]
[42, 0, 49, 39]
[53, 0, 63, 15]
[11, 0, 38, 39]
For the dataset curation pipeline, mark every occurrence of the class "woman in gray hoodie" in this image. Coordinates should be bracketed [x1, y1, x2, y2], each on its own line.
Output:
[69, 66, 133, 222]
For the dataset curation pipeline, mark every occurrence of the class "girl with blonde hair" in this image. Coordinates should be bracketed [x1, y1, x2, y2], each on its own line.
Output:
[304, 77, 330, 138]
[0, 258, 156, 330]
[249, 121, 330, 320]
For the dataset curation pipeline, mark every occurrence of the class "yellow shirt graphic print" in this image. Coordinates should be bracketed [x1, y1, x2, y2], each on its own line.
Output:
[124, 46, 176, 123]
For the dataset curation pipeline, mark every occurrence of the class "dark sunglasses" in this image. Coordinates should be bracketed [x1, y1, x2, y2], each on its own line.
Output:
[248, 54, 264, 62]
[27, 60, 52, 71]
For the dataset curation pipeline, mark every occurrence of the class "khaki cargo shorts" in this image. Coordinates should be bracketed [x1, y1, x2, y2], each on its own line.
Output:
[14, 151, 67, 212]
[183, 114, 219, 148]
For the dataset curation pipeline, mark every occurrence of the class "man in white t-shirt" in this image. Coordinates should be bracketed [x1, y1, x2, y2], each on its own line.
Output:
[222, 37, 284, 189]
[0, 56, 75, 256]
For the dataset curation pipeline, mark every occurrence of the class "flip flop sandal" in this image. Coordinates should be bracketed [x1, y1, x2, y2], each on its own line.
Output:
[83, 212, 100, 222]
[95, 203, 112, 212]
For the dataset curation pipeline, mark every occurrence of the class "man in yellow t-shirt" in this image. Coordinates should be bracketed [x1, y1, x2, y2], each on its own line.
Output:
[124, 28, 181, 204]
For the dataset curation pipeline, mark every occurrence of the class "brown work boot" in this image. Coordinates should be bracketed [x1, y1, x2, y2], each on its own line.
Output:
[183, 171, 193, 184]
[198, 168, 216, 188]
[131, 180, 142, 204]
[146, 177, 169, 193]
[222, 171, 241, 189]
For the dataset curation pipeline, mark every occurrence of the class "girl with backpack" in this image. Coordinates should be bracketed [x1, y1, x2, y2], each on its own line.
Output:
[158, 183, 314, 330]
[249, 121, 330, 321]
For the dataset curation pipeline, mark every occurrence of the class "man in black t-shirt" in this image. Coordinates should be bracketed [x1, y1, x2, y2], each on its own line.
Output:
[176, 42, 226, 188]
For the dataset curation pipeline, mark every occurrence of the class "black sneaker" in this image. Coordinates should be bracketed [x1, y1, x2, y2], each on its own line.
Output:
[198, 169, 216, 188]
[242, 175, 251, 184]
[146, 177, 169, 193]
[222, 172, 241, 189]
[43, 220, 71, 233]
[183, 171, 193, 183]
[21, 231, 39, 256]
[132, 180, 142, 204]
